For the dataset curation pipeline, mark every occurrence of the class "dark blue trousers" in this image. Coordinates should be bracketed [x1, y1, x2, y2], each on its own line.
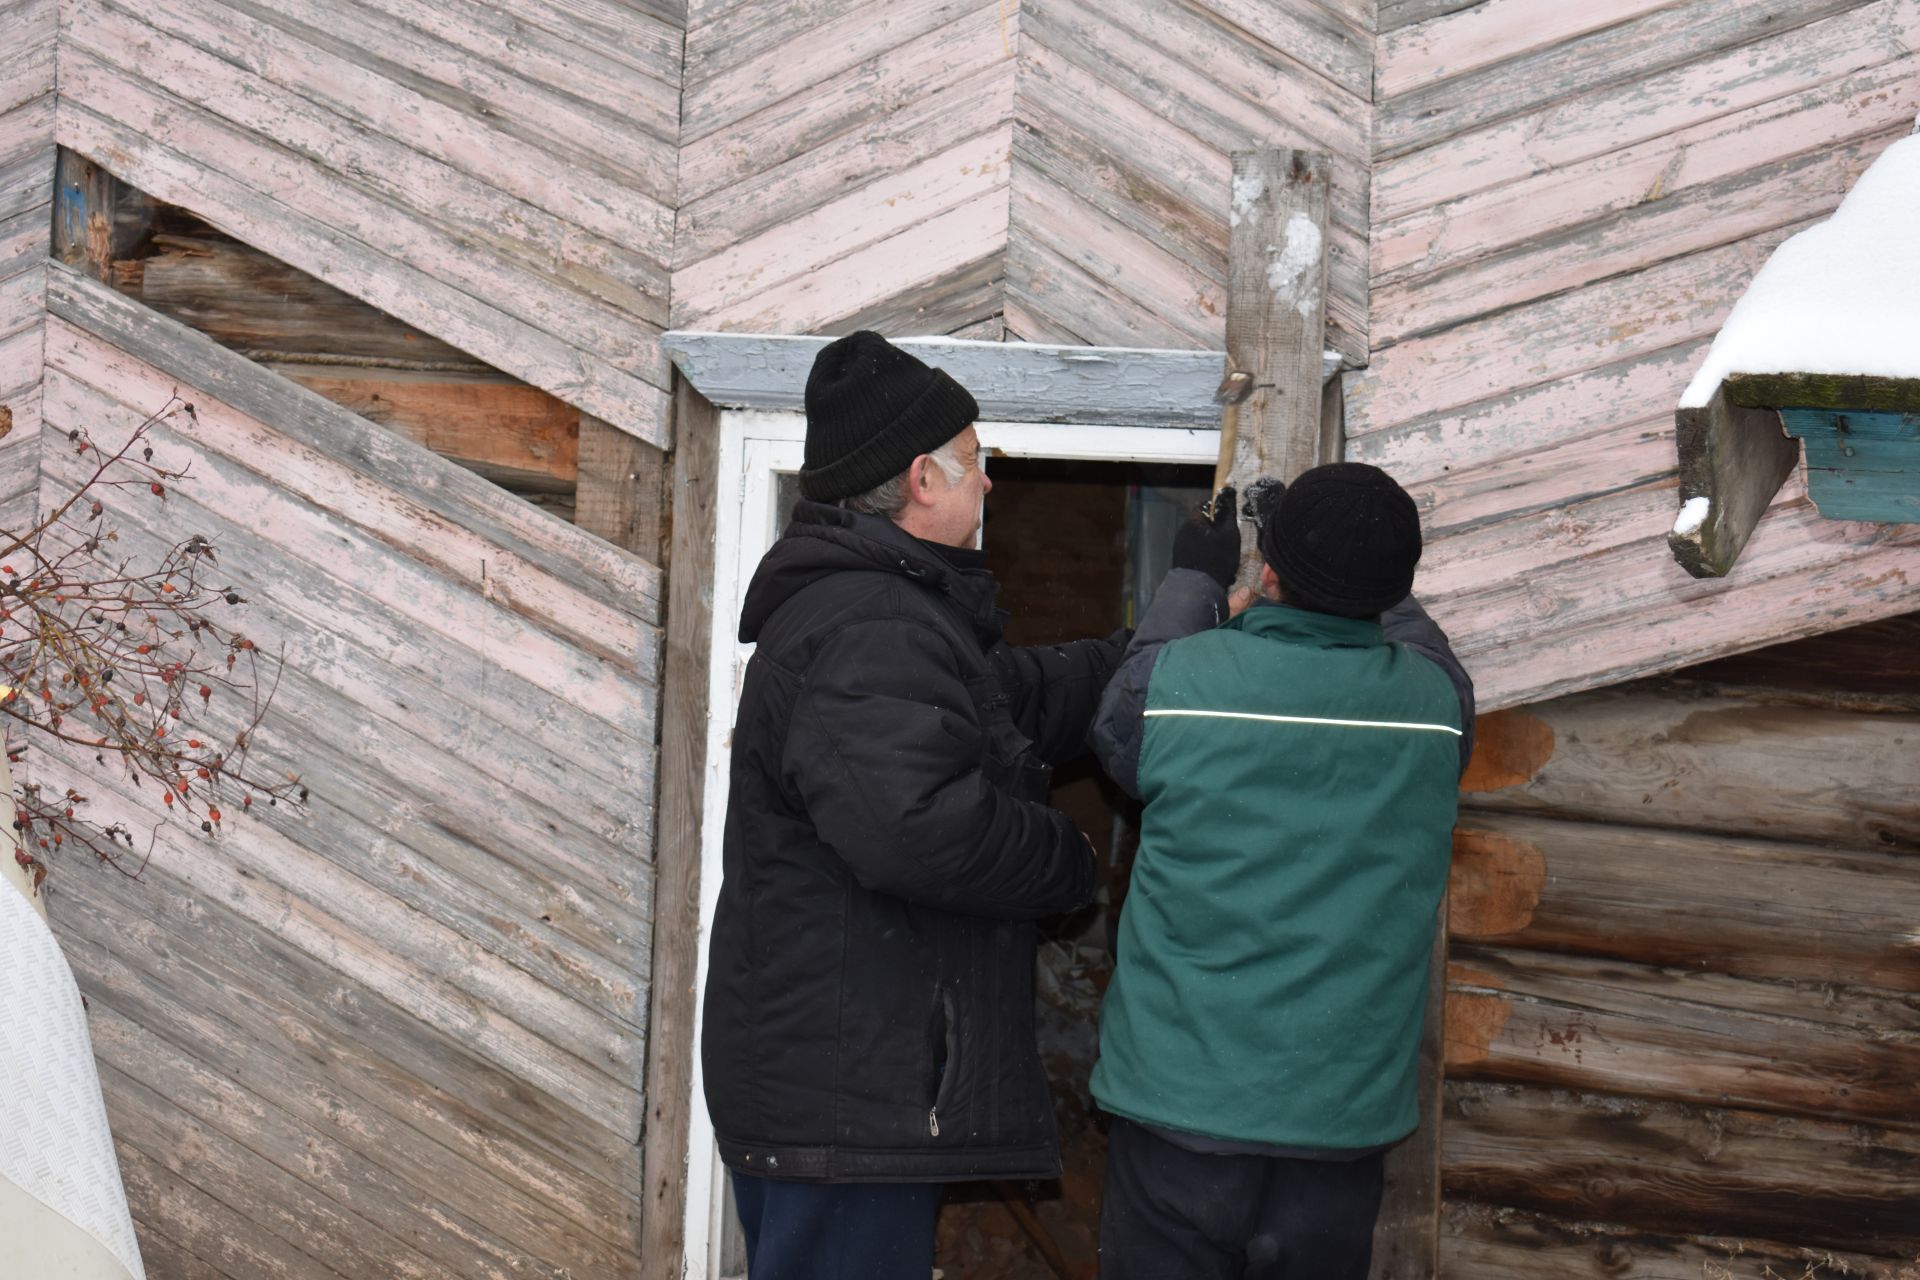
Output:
[729, 1173, 942, 1280]
[1099, 1116, 1386, 1280]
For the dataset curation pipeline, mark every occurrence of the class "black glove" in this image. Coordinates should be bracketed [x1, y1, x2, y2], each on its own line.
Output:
[1171, 486, 1240, 589]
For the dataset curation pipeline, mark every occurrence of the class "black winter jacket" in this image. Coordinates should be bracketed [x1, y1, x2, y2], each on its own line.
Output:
[701, 502, 1120, 1182]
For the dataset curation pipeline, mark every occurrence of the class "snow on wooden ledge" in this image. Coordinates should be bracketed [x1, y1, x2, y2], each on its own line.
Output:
[1671, 121, 1920, 579]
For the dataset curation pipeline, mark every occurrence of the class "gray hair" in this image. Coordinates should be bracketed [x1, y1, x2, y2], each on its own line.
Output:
[841, 436, 970, 520]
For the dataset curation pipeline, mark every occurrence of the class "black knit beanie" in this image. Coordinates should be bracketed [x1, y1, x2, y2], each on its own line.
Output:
[1257, 462, 1422, 618]
[799, 331, 980, 502]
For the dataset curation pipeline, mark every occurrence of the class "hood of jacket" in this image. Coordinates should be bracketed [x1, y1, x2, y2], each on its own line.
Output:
[739, 500, 1004, 645]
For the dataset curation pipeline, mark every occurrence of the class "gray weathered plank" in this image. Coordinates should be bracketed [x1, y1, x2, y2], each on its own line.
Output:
[1668, 385, 1800, 577]
[665, 331, 1338, 424]
[639, 381, 721, 1275]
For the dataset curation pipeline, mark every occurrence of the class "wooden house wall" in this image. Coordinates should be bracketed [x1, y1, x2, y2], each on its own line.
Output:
[1351, 0, 1920, 710]
[0, 0, 53, 533]
[51, 0, 682, 447]
[36, 263, 664, 1278]
[671, 0, 1375, 363]
[1441, 631, 1920, 1276]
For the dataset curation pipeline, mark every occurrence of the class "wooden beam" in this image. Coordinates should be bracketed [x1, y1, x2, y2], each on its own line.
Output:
[1668, 383, 1798, 578]
[639, 381, 719, 1279]
[663, 331, 1342, 427]
[576, 414, 669, 557]
[1370, 900, 1447, 1280]
[1223, 149, 1334, 491]
[1727, 370, 1920, 415]
[52, 147, 116, 282]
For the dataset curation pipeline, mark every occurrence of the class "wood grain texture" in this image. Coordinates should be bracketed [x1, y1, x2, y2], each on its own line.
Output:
[38, 257, 660, 1274]
[57, 0, 676, 444]
[1668, 386, 1799, 577]
[1445, 1083, 1920, 1258]
[639, 382, 719, 1276]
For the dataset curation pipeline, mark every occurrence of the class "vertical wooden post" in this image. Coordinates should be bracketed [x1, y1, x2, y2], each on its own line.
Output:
[638, 382, 719, 1279]
[576, 415, 670, 554]
[1369, 900, 1447, 1280]
[51, 148, 149, 285]
[1221, 149, 1333, 586]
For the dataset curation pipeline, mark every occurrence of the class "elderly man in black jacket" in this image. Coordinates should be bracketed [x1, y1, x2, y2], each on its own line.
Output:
[701, 331, 1120, 1279]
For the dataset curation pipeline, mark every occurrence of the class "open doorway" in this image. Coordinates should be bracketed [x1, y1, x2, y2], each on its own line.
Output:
[934, 457, 1211, 1280]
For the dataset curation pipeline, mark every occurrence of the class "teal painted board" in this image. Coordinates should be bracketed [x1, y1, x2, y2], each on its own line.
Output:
[1780, 410, 1920, 524]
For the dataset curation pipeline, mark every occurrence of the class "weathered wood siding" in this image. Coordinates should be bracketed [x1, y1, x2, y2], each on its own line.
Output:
[37, 263, 662, 1278]
[1442, 647, 1920, 1276]
[1354, 0, 1920, 709]
[672, 0, 1374, 362]
[0, 0, 53, 533]
[53, 0, 681, 446]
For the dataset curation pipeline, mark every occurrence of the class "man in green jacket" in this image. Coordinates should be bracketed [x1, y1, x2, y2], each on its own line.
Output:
[1088, 464, 1474, 1279]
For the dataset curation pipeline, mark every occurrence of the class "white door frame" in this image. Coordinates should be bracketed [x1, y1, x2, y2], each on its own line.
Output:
[679, 407, 1221, 1278]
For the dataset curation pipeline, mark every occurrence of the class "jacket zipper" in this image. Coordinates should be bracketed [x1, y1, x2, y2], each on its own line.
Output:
[928, 1107, 940, 1137]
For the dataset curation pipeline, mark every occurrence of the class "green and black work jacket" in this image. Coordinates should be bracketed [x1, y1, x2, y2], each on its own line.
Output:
[1088, 570, 1474, 1153]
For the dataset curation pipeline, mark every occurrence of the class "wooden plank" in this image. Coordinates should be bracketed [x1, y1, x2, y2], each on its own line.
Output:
[664, 332, 1337, 425]
[836, 251, 1007, 340]
[509, 0, 684, 88]
[51, 147, 117, 281]
[1189, 0, 1374, 99]
[1373, 0, 1920, 219]
[1378, 0, 1484, 34]
[675, 0, 1007, 205]
[1369, 900, 1447, 1280]
[38, 372, 662, 860]
[1376, 0, 1867, 159]
[126, 234, 493, 371]
[339, 0, 680, 144]
[1012, 163, 1228, 350]
[1729, 369, 1920, 414]
[1444, 1082, 1920, 1257]
[1350, 222, 1802, 433]
[93, 0, 675, 229]
[1441, 1202, 1920, 1280]
[102, 1062, 446, 1280]
[0, 0, 56, 118]
[54, 855, 647, 1269]
[675, 56, 1012, 265]
[85, 1003, 561, 1280]
[1449, 811, 1920, 988]
[44, 268, 664, 621]
[1377, 0, 1678, 98]
[114, 1143, 321, 1279]
[673, 127, 1012, 327]
[638, 381, 720, 1276]
[1224, 149, 1334, 495]
[680, 0, 991, 144]
[1444, 505, 1920, 711]
[1372, 57, 1920, 284]
[62, 2, 672, 320]
[1667, 386, 1799, 579]
[58, 34, 671, 363]
[1454, 683, 1920, 850]
[682, 185, 1009, 334]
[55, 93, 671, 446]
[283, 370, 581, 490]
[683, 0, 859, 87]
[1446, 944, 1920, 1125]
[1372, 128, 1898, 347]
[576, 415, 670, 558]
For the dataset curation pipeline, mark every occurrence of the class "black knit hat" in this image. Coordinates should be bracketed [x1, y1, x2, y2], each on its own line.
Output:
[1257, 462, 1422, 618]
[799, 331, 980, 502]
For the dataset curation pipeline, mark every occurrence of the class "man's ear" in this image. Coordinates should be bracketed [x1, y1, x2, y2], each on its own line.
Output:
[1260, 563, 1284, 601]
[905, 454, 939, 508]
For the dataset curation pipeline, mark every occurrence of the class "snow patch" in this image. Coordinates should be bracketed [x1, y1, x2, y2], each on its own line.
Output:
[1229, 171, 1265, 229]
[1266, 213, 1324, 318]
[1679, 131, 1920, 408]
[1672, 496, 1712, 537]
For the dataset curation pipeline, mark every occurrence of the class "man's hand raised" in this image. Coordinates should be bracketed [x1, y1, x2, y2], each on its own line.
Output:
[1172, 486, 1241, 590]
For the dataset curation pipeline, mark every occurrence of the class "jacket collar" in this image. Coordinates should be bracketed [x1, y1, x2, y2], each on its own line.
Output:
[1225, 600, 1384, 649]
[740, 501, 1005, 645]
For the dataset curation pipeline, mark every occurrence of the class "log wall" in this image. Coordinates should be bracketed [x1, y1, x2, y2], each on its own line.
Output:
[1441, 624, 1920, 1278]
[1355, 0, 1920, 710]
[37, 263, 664, 1278]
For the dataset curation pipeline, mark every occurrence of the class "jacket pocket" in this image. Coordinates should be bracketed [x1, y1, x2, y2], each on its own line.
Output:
[926, 987, 958, 1137]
